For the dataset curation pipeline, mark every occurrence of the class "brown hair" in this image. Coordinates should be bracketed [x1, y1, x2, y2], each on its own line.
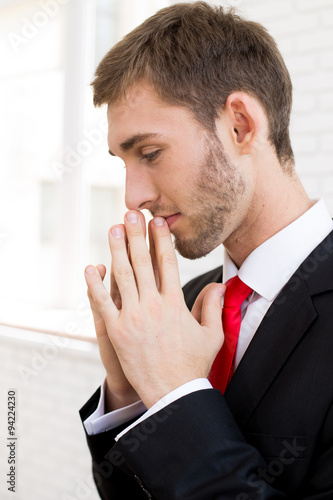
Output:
[92, 1, 294, 168]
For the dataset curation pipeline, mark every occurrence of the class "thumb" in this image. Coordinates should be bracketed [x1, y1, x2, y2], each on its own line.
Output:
[201, 283, 226, 333]
[191, 283, 218, 322]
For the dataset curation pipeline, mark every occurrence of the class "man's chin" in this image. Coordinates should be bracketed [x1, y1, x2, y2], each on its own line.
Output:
[174, 236, 215, 260]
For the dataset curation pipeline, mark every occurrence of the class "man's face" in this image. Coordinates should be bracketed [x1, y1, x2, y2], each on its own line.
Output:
[107, 81, 250, 259]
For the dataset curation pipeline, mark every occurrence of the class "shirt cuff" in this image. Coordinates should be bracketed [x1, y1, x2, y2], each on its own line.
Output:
[83, 379, 146, 435]
[115, 378, 213, 441]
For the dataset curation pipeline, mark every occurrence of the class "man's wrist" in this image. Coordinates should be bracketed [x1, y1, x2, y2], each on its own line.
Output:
[83, 379, 146, 435]
[105, 378, 140, 412]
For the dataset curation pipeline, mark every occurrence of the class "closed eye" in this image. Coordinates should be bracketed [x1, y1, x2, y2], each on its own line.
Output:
[141, 150, 161, 162]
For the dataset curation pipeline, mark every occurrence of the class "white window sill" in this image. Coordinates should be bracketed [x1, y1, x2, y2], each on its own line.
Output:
[0, 300, 97, 344]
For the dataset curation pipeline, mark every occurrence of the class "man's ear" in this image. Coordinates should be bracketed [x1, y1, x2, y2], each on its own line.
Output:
[224, 92, 263, 155]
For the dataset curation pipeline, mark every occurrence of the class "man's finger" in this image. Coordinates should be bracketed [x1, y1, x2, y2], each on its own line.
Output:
[148, 219, 161, 290]
[127, 210, 147, 265]
[108, 223, 140, 306]
[85, 265, 118, 321]
[110, 228, 127, 310]
[201, 283, 225, 340]
[110, 262, 122, 309]
[87, 264, 107, 325]
[91, 264, 109, 334]
[150, 216, 182, 296]
[96, 264, 106, 281]
[123, 210, 157, 298]
[110, 215, 144, 308]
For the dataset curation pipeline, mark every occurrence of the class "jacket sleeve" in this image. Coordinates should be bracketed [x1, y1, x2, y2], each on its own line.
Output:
[80, 388, 287, 499]
[79, 388, 149, 499]
[109, 389, 288, 500]
[80, 387, 333, 499]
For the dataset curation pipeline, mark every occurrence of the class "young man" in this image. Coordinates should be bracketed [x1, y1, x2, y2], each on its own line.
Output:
[80, 3, 333, 498]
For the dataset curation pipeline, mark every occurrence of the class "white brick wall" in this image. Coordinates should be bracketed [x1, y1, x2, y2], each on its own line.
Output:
[237, 0, 333, 213]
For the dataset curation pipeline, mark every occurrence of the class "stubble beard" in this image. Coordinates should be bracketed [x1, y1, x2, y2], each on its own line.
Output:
[173, 135, 246, 260]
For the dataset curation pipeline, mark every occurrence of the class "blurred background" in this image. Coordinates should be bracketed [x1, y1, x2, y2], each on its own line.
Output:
[0, 0, 332, 498]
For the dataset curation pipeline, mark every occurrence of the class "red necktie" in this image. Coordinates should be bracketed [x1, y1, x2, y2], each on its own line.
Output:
[209, 275, 252, 394]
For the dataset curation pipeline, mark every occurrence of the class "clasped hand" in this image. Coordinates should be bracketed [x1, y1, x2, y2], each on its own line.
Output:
[85, 210, 225, 410]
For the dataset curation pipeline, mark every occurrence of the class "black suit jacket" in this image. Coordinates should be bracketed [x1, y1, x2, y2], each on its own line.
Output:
[80, 231, 333, 499]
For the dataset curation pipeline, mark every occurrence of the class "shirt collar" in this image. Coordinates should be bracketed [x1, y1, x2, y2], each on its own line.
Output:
[223, 199, 333, 301]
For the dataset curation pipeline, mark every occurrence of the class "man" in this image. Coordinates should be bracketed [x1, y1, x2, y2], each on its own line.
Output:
[80, 2, 333, 498]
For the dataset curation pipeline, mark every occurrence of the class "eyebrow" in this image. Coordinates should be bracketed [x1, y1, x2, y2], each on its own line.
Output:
[108, 133, 161, 157]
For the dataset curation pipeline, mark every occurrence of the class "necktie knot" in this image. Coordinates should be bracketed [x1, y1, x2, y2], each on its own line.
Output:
[223, 275, 253, 308]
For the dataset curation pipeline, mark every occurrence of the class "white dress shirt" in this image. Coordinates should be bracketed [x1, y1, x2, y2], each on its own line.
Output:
[84, 199, 333, 441]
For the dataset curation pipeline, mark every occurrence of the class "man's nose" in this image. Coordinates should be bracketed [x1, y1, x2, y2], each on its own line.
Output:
[125, 165, 158, 211]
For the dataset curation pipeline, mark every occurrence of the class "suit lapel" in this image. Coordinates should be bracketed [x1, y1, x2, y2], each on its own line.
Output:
[225, 271, 317, 428]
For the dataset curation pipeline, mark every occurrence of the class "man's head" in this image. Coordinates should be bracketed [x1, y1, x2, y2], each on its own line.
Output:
[107, 81, 253, 259]
[92, 1, 294, 169]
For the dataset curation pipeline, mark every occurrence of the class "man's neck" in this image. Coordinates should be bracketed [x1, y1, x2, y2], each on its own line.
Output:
[223, 169, 313, 268]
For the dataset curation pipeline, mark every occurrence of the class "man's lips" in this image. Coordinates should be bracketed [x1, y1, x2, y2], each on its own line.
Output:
[154, 213, 181, 228]
[164, 213, 181, 228]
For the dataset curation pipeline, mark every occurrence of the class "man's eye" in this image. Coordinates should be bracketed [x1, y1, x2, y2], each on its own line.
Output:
[141, 150, 160, 162]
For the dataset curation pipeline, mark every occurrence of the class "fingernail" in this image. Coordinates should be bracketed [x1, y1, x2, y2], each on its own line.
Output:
[153, 217, 165, 226]
[85, 265, 96, 275]
[126, 212, 138, 224]
[111, 226, 123, 239]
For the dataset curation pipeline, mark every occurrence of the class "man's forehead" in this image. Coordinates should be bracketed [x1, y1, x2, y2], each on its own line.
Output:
[106, 82, 206, 154]
[107, 91, 166, 141]
[106, 85, 167, 154]
[109, 81, 162, 112]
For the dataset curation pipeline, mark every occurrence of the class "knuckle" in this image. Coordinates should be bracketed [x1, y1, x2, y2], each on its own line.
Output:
[94, 292, 111, 310]
[114, 265, 133, 281]
[161, 252, 177, 266]
[132, 253, 152, 268]
[128, 227, 143, 238]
